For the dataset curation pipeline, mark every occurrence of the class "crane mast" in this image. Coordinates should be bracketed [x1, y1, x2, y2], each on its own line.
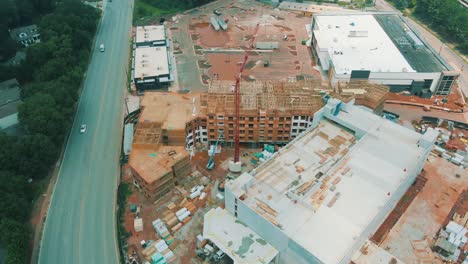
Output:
[233, 23, 260, 165]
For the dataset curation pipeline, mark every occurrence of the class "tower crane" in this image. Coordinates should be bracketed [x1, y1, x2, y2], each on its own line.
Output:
[230, 23, 260, 172]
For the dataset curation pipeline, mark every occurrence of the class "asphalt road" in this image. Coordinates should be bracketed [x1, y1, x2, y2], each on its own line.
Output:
[38, 0, 133, 263]
[374, 0, 468, 97]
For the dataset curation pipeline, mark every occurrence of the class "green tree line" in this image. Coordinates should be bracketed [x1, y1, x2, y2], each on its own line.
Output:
[390, 0, 468, 54]
[135, 0, 214, 22]
[0, 1, 100, 263]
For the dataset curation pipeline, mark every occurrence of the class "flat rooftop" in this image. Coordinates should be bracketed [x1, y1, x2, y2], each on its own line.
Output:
[374, 14, 448, 72]
[134, 46, 169, 79]
[352, 240, 405, 264]
[228, 101, 434, 263]
[139, 92, 200, 131]
[314, 14, 415, 74]
[135, 25, 165, 44]
[313, 13, 448, 74]
[279, 1, 354, 13]
[129, 146, 188, 184]
[203, 207, 278, 264]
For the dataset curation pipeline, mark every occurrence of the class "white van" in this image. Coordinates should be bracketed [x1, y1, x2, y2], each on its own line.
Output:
[99, 44, 105, 52]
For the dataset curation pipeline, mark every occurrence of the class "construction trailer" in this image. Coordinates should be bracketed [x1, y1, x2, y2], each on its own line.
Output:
[216, 16, 228, 31]
[210, 17, 220, 31]
[255, 41, 279, 50]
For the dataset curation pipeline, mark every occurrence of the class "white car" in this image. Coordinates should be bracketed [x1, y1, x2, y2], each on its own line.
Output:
[80, 124, 87, 133]
[99, 44, 105, 52]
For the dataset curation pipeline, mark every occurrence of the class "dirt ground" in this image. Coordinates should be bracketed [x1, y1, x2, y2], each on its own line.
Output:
[168, 0, 320, 86]
[386, 83, 466, 112]
[122, 143, 264, 263]
[379, 155, 468, 263]
[384, 103, 468, 123]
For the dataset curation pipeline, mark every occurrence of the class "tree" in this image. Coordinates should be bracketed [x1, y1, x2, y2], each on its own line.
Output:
[0, 133, 20, 173]
[16, 134, 58, 179]
[18, 93, 69, 144]
[0, 219, 30, 264]
[0, 171, 31, 222]
[395, 0, 408, 10]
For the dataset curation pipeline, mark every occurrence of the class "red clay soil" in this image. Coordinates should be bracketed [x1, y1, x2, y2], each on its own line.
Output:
[206, 53, 250, 81]
[443, 190, 468, 228]
[371, 173, 428, 245]
[446, 129, 468, 152]
[386, 84, 465, 112]
[191, 148, 233, 181]
[192, 22, 230, 47]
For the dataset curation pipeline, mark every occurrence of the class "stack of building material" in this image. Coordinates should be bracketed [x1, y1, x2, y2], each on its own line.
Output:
[155, 240, 169, 252]
[171, 222, 182, 233]
[176, 208, 191, 222]
[186, 202, 197, 215]
[134, 217, 144, 232]
[165, 215, 178, 228]
[150, 252, 165, 264]
[142, 241, 157, 259]
[165, 235, 175, 245]
[189, 185, 205, 200]
[152, 240, 176, 263]
[152, 219, 169, 239]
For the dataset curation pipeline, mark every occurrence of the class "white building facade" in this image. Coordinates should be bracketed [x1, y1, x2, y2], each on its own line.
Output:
[311, 12, 458, 98]
[220, 97, 438, 264]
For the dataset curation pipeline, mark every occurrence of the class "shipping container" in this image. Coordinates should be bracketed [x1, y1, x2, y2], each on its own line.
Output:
[255, 41, 279, 50]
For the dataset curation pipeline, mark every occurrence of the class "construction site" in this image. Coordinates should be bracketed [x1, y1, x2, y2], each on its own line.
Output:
[200, 80, 388, 146]
[119, 1, 467, 264]
[170, 0, 321, 90]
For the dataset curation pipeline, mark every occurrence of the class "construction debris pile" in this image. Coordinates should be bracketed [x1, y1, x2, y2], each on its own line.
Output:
[433, 218, 468, 262]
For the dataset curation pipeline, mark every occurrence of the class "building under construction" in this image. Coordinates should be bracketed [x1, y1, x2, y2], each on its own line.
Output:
[206, 97, 439, 264]
[128, 81, 387, 200]
[129, 146, 190, 201]
[129, 93, 198, 201]
[186, 80, 388, 147]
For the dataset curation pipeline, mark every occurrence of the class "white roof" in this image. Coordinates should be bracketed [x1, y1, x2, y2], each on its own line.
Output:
[203, 208, 278, 264]
[228, 100, 436, 263]
[352, 240, 405, 264]
[134, 46, 169, 79]
[135, 25, 165, 44]
[123, 123, 134, 155]
[313, 14, 415, 74]
[278, 1, 353, 12]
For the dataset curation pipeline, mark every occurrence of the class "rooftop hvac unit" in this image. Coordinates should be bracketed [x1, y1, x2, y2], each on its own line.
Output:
[348, 30, 368, 37]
